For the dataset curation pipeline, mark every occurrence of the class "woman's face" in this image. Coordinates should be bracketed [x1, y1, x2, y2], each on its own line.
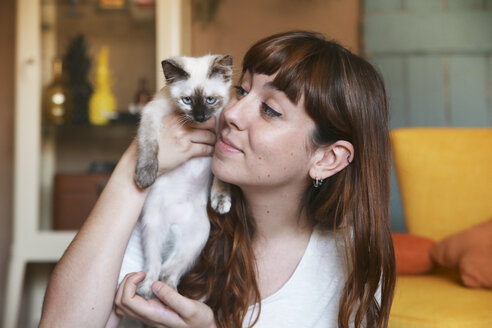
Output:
[212, 72, 316, 191]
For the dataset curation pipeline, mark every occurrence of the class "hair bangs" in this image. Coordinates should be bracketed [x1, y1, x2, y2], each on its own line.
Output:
[242, 33, 329, 105]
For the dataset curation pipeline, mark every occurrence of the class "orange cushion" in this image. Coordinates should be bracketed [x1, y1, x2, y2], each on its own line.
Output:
[431, 218, 492, 268]
[392, 233, 435, 274]
[459, 244, 492, 289]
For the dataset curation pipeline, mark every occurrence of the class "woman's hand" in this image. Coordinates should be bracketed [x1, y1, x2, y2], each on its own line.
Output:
[156, 113, 217, 175]
[114, 272, 216, 328]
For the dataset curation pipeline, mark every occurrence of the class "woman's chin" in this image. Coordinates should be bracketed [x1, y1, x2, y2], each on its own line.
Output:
[211, 155, 231, 182]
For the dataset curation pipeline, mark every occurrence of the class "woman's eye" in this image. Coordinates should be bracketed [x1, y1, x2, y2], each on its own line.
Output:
[206, 97, 216, 104]
[233, 85, 248, 98]
[262, 103, 282, 118]
[181, 97, 192, 105]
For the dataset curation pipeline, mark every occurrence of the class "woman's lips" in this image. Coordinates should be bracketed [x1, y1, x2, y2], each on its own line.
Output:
[216, 137, 242, 154]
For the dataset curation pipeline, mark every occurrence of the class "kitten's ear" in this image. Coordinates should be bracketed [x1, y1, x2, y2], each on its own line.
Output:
[208, 55, 233, 82]
[162, 59, 190, 84]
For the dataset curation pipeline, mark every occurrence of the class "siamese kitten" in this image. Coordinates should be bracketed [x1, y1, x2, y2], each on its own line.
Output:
[119, 54, 232, 299]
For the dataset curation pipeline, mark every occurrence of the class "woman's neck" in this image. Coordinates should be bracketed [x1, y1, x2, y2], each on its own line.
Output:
[241, 185, 313, 245]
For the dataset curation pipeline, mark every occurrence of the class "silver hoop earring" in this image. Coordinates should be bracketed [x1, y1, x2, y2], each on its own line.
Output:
[313, 178, 323, 188]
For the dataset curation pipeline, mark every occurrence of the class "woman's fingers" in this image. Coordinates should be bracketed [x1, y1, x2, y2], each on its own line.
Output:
[187, 128, 216, 158]
[121, 272, 145, 306]
[152, 282, 215, 327]
[114, 273, 183, 327]
[152, 282, 194, 319]
[114, 272, 131, 312]
[114, 272, 145, 318]
[155, 113, 217, 175]
[190, 143, 215, 158]
[188, 129, 217, 146]
[114, 274, 215, 328]
[125, 298, 181, 327]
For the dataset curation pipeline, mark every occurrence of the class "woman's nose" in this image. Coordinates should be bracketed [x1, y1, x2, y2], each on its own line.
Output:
[222, 96, 252, 131]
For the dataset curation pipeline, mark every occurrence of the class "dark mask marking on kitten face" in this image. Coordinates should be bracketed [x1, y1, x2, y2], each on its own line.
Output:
[162, 59, 190, 84]
[206, 97, 224, 114]
[207, 55, 233, 82]
[190, 88, 212, 122]
[184, 88, 224, 123]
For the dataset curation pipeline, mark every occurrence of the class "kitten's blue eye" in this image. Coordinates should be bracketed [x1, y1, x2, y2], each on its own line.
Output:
[181, 97, 192, 105]
[262, 103, 282, 118]
[233, 85, 248, 98]
[206, 97, 216, 104]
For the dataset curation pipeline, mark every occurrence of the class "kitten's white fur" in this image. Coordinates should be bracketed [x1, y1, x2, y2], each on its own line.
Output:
[119, 55, 231, 298]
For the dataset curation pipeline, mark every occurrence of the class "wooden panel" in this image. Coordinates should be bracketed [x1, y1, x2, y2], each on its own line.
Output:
[54, 173, 111, 230]
[447, 0, 485, 10]
[370, 56, 408, 128]
[365, 0, 492, 234]
[192, 0, 361, 68]
[404, 0, 443, 11]
[365, 0, 402, 11]
[370, 56, 408, 231]
[408, 56, 447, 126]
[449, 55, 489, 126]
[365, 12, 492, 54]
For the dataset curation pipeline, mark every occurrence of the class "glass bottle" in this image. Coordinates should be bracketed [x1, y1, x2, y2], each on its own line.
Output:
[43, 58, 72, 124]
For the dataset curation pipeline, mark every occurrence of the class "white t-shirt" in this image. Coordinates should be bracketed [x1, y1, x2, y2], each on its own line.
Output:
[119, 225, 350, 328]
[242, 227, 348, 328]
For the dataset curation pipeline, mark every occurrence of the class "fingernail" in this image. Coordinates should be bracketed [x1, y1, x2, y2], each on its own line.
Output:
[153, 281, 163, 293]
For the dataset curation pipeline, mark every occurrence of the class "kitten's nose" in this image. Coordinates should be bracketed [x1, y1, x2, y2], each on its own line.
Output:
[195, 114, 208, 122]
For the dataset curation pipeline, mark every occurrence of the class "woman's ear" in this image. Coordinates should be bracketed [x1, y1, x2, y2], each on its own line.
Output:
[309, 140, 354, 181]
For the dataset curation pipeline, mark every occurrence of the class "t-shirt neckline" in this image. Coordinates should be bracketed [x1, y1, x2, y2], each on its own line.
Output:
[249, 227, 318, 308]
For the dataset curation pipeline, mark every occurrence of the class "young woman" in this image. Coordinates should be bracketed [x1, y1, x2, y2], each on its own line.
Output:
[40, 31, 395, 328]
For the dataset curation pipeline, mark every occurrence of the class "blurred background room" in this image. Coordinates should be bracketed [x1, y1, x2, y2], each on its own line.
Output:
[0, 0, 491, 327]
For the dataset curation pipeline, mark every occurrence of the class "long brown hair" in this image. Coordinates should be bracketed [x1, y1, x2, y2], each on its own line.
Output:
[180, 31, 395, 328]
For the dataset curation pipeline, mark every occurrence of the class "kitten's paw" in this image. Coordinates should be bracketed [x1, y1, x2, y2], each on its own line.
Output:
[211, 193, 231, 214]
[136, 277, 154, 300]
[134, 162, 158, 189]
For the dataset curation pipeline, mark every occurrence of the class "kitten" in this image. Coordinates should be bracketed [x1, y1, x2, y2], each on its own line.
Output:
[119, 54, 232, 299]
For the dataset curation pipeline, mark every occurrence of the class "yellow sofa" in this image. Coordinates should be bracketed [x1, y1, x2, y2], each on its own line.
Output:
[389, 128, 492, 328]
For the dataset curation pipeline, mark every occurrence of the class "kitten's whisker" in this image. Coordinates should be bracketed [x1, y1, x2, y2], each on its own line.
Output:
[177, 118, 187, 128]
[176, 114, 193, 128]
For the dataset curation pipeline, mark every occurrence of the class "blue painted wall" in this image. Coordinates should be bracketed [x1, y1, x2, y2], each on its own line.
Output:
[364, 0, 492, 232]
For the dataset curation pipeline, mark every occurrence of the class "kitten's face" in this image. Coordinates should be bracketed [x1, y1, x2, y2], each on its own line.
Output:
[162, 55, 233, 122]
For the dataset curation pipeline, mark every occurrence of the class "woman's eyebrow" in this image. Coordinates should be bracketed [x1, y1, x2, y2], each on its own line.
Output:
[264, 81, 298, 106]
[264, 81, 280, 91]
[238, 70, 252, 85]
